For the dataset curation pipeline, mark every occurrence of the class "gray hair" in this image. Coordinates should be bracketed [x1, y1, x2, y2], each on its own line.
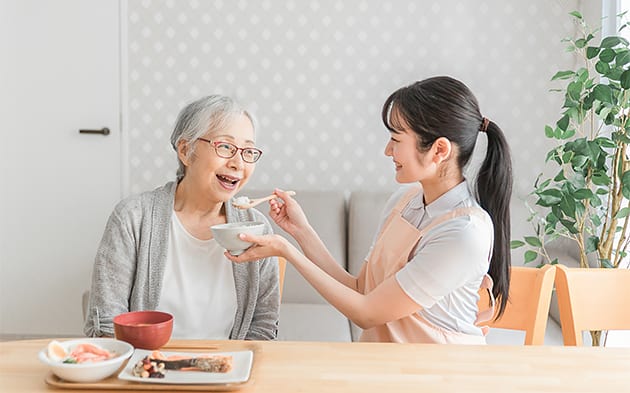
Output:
[170, 95, 256, 181]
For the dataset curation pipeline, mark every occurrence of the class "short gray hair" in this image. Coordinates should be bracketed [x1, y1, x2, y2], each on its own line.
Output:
[170, 95, 256, 181]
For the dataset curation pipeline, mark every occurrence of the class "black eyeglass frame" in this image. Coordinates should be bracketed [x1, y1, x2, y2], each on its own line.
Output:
[197, 138, 263, 163]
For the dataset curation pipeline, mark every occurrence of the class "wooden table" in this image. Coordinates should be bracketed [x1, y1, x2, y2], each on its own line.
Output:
[1, 339, 629, 392]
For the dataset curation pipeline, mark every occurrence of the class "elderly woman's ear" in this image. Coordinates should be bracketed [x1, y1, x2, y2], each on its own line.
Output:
[177, 139, 192, 166]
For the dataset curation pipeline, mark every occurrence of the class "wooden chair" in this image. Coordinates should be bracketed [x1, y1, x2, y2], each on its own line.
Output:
[278, 256, 287, 301]
[477, 264, 556, 345]
[554, 264, 630, 346]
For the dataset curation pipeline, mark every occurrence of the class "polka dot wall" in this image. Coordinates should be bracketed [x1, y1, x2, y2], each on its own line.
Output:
[127, 0, 579, 239]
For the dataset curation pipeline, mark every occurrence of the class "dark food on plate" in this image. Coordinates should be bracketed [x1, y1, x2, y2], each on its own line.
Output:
[131, 351, 233, 378]
[131, 356, 166, 378]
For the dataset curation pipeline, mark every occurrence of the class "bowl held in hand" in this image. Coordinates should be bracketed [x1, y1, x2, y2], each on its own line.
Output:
[210, 221, 265, 255]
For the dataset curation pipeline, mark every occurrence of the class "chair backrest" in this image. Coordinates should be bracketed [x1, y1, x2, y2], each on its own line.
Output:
[477, 264, 556, 345]
[554, 264, 630, 346]
[278, 256, 287, 301]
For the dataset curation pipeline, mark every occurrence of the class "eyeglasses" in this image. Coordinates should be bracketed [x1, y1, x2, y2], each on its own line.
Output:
[197, 138, 263, 163]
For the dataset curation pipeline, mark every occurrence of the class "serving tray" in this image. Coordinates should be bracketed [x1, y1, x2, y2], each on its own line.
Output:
[44, 343, 257, 391]
[45, 372, 250, 391]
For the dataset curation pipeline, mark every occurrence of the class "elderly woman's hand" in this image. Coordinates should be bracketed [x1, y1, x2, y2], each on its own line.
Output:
[224, 233, 293, 263]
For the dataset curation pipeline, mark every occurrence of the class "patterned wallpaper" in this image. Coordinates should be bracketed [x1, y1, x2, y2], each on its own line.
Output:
[126, 0, 581, 237]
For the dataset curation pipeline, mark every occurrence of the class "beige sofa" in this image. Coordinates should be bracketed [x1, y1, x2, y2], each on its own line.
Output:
[246, 189, 565, 345]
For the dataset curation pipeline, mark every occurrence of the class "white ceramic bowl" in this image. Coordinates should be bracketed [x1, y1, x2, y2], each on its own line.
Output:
[210, 221, 265, 255]
[38, 338, 133, 382]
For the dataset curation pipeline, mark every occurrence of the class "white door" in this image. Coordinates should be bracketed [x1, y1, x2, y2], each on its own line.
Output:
[0, 0, 121, 336]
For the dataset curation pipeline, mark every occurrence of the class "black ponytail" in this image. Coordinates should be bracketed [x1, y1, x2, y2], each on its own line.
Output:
[477, 121, 512, 318]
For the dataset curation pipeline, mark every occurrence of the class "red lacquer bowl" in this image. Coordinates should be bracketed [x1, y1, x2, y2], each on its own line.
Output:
[113, 311, 173, 350]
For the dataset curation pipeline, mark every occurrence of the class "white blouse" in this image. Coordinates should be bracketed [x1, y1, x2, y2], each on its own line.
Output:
[158, 212, 237, 339]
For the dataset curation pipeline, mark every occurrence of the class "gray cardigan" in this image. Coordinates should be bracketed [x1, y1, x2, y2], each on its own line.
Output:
[84, 181, 280, 340]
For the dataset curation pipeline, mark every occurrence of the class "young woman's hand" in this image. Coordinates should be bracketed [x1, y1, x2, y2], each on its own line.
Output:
[224, 233, 294, 263]
[268, 188, 310, 237]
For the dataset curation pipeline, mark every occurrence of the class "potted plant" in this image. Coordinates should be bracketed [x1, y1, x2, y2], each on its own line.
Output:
[512, 11, 630, 346]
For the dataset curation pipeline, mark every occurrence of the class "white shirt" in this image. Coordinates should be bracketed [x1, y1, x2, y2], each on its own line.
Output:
[158, 212, 238, 339]
[372, 182, 493, 335]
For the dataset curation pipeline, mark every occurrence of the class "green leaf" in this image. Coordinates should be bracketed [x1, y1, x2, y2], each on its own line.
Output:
[524, 250, 538, 263]
[592, 172, 611, 186]
[560, 218, 579, 234]
[596, 187, 609, 195]
[601, 259, 614, 268]
[601, 36, 624, 48]
[591, 215, 602, 227]
[552, 70, 575, 81]
[593, 84, 614, 104]
[616, 50, 630, 67]
[586, 46, 600, 59]
[537, 178, 552, 191]
[561, 129, 576, 139]
[595, 61, 611, 75]
[606, 67, 624, 81]
[622, 171, 630, 199]
[569, 11, 583, 19]
[511, 240, 525, 249]
[546, 212, 559, 226]
[571, 154, 588, 169]
[599, 48, 616, 62]
[544, 125, 554, 138]
[585, 236, 599, 253]
[557, 114, 570, 131]
[594, 136, 617, 148]
[561, 151, 574, 163]
[560, 195, 576, 217]
[615, 207, 630, 219]
[575, 38, 587, 48]
[573, 188, 594, 199]
[537, 189, 563, 206]
[621, 69, 630, 89]
[553, 170, 566, 182]
[525, 236, 543, 247]
[550, 258, 559, 265]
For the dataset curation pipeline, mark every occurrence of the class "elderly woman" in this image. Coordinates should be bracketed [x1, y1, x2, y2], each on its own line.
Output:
[84, 95, 279, 340]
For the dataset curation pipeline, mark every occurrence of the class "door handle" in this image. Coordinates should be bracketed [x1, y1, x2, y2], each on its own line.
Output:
[79, 127, 110, 135]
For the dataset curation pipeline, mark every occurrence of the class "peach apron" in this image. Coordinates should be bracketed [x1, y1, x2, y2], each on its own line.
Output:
[358, 186, 494, 344]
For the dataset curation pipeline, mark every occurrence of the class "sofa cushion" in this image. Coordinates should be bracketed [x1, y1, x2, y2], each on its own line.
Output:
[277, 303, 352, 342]
[347, 190, 394, 276]
[241, 189, 347, 304]
[347, 190, 394, 341]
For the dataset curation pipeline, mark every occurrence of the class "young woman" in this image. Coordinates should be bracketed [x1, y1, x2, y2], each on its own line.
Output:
[84, 95, 279, 340]
[228, 76, 513, 344]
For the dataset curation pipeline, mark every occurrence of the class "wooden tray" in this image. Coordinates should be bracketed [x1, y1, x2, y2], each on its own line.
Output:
[45, 372, 251, 391]
[44, 343, 257, 391]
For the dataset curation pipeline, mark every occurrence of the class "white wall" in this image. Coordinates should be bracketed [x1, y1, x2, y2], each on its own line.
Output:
[124, 0, 599, 260]
[1, 0, 607, 337]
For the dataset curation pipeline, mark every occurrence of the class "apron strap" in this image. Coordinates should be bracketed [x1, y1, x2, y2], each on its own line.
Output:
[475, 274, 495, 325]
[417, 206, 490, 237]
[391, 184, 422, 214]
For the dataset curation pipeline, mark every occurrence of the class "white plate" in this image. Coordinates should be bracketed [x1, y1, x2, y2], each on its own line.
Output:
[118, 349, 253, 385]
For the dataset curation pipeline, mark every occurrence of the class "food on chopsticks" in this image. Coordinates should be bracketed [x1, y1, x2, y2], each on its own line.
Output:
[46, 340, 116, 364]
[131, 350, 233, 378]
